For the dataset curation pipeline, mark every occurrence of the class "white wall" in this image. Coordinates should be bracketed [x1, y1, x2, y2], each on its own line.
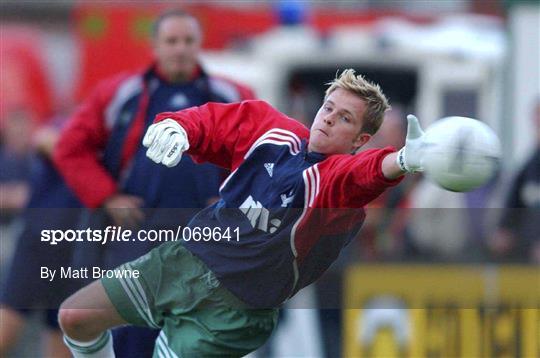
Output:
[509, 4, 540, 166]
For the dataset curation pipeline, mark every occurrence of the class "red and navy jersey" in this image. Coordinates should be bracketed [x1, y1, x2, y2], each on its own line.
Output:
[156, 100, 402, 308]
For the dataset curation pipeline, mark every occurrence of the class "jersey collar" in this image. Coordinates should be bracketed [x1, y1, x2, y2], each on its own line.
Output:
[302, 140, 326, 163]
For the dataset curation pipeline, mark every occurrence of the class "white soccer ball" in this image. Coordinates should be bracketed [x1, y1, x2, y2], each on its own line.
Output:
[422, 116, 501, 192]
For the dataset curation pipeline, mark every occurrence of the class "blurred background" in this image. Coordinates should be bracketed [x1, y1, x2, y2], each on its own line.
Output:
[1, 1, 538, 357]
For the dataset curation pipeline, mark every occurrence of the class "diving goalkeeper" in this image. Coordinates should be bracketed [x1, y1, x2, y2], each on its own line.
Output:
[58, 69, 425, 357]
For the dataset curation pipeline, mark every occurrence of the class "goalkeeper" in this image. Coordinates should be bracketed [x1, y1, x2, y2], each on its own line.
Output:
[58, 69, 425, 357]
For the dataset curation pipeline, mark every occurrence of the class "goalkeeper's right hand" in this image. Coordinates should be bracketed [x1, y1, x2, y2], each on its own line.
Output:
[142, 118, 189, 167]
[396, 114, 426, 173]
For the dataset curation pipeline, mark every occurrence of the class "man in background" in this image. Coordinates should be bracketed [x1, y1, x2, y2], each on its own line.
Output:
[54, 9, 254, 357]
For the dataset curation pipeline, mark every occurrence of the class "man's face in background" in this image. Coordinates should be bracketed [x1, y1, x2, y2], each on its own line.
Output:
[153, 15, 202, 82]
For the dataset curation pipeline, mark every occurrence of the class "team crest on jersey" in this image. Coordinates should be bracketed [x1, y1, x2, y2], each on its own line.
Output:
[170, 93, 188, 109]
[264, 163, 274, 177]
[281, 190, 294, 207]
[240, 195, 281, 233]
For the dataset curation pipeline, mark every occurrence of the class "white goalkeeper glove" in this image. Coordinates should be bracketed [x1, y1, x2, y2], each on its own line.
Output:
[142, 118, 189, 167]
[396, 114, 426, 173]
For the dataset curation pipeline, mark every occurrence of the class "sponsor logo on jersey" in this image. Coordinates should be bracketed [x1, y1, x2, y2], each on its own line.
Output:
[170, 93, 188, 108]
[240, 195, 281, 233]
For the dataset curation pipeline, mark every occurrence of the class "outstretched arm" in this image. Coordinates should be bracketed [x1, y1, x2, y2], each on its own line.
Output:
[143, 101, 272, 169]
[143, 100, 309, 170]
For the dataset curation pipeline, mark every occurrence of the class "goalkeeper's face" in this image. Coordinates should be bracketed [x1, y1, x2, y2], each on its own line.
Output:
[308, 88, 371, 154]
[153, 15, 202, 82]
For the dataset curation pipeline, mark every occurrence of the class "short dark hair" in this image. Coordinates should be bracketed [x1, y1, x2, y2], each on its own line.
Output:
[151, 9, 200, 38]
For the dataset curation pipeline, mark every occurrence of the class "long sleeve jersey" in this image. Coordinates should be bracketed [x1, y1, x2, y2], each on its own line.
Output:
[156, 100, 402, 308]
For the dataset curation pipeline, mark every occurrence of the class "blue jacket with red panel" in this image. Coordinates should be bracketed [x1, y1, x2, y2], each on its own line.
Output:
[155, 100, 402, 308]
[54, 65, 254, 210]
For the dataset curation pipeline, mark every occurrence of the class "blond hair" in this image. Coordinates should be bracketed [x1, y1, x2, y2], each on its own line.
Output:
[325, 69, 390, 135]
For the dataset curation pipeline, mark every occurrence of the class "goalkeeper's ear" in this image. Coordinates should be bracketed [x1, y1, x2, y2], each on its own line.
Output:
[352, 132, 371, 153]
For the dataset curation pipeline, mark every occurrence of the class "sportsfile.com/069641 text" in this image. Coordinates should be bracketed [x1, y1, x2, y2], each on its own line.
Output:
[40, 226, 240, 245]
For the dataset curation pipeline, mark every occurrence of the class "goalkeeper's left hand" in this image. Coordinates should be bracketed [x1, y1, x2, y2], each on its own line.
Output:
[142, 118, 189, 167]
[396, 114, 426, 173]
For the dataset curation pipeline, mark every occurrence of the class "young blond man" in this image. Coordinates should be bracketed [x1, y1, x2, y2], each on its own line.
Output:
[58, 69, 425, 357]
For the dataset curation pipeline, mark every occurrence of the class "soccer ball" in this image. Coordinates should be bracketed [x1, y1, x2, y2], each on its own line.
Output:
[422, 116, 501, 192]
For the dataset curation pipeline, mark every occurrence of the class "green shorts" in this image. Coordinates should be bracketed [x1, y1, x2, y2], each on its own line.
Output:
[101, 241, 278, 357]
